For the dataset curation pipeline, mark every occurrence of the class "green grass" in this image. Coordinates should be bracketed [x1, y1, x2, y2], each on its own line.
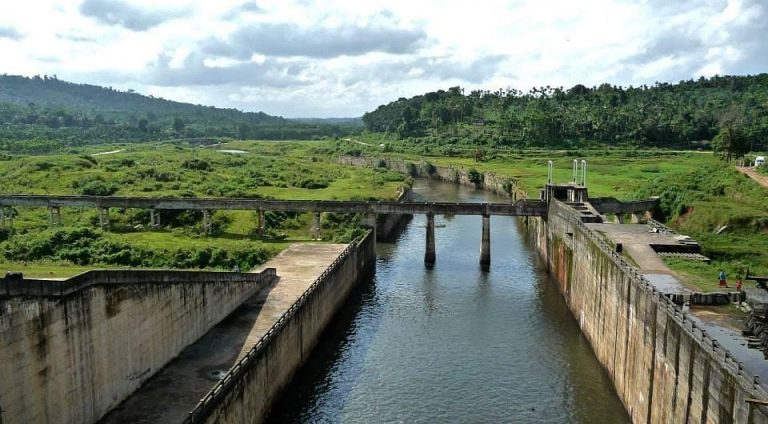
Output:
[663, 257, 757, 293]
[0, 261, 125, 278]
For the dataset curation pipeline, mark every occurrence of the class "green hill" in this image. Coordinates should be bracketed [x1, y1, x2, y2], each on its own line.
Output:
[0, 74, 355, 153]
[363, 74, 768, 152]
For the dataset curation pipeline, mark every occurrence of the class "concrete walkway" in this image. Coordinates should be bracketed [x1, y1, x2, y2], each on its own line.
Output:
[99, 243, 348, 424]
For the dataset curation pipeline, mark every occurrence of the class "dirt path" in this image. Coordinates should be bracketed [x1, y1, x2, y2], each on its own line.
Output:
[736, 166, 768, 188]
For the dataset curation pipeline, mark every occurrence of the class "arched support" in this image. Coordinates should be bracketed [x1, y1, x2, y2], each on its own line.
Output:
[424, 213, 436, 266]
[480, 214, 491, 268]
[630, 213, 642, 224]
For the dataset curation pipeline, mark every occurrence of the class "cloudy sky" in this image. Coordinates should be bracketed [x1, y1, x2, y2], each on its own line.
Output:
[0, 0, 766, 117]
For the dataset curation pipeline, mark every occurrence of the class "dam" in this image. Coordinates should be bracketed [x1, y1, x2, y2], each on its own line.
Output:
[2, 177, 767, 423]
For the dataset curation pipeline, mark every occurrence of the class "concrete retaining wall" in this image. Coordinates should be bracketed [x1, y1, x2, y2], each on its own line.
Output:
[0, 269, 275, 424]
[339, 156, 525, 199]
[524, 201, 768, 424]
[186, 232, 376, 424]
[376, 186, 413, 241]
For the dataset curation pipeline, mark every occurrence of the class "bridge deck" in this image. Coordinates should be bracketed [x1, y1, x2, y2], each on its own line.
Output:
[0, 194, 547, 216]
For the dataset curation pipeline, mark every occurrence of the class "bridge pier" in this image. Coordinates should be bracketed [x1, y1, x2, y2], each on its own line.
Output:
[480, 214, 490, 268]
[150, 209, 161, 228]
[365, 213, 377, 238]
[311, 212, 321, 240]
[257, 210, 266, 237]
[0, 207, 8, 230]
[48, 206, 61, 227]
[99, 208, 110, 230]
[630, 213, 642, 224]
[202, 210, 213, 235]
[425, 213, 436, 267]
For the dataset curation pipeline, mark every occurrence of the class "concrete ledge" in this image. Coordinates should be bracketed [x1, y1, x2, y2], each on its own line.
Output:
[1, 269, 276, 297]
[185, 232, 375, 424]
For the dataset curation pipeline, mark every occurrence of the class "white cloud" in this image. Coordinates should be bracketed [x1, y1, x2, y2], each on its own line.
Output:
[0, 0, 766, 117]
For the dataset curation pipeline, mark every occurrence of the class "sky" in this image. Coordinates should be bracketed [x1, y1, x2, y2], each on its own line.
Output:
[0, 0, 766, 118]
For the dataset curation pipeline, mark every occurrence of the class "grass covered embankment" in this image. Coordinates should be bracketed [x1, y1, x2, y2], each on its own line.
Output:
[0, 140, 409, 277]
[634, 163, 768, 290]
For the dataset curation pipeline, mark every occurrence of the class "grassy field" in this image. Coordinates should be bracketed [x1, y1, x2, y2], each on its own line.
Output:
[1, 138, 765, 287]
[0, 140, 408, 276]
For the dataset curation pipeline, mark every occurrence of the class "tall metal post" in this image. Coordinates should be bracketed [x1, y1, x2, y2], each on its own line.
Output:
[425, 213, 436, 266]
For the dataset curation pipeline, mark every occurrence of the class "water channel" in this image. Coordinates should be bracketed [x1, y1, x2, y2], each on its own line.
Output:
[268, 179, 630, 423]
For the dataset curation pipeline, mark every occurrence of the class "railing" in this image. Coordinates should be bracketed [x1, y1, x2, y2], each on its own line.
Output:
[0, 268, 276, 297]
[183, 233, 370, 423]
[556, 201, 768, 400]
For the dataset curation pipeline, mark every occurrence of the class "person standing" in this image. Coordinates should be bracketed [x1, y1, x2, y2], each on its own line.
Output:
[718, 270, 727, 288]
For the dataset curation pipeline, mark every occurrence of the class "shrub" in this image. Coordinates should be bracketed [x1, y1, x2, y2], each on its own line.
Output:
[467, 168, 483, 186]
[182, 159, 212, 171]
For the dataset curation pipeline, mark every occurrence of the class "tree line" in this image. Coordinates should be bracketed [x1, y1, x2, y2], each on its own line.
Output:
[362, 74, 768, 156]
[0, 74, 355, 153]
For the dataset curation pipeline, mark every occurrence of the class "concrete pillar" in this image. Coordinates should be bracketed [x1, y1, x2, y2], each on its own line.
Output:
[614, 214, 624, 224]
[480, 214, 491, 268]
[150, 209, 161, 228]
[312, 212, 321, 240]
[425, 213, 436, 266]
[630, 213, 641, 224]
[99, 208, 110, 230]
[48, 206, 61, 226]
[202, 210, 213, 235]
[0, 207, 5, 229]
[258, 210, 266, 237]
[365, 213, 377, 237]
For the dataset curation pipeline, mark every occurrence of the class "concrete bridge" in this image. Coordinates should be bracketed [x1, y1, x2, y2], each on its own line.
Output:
[0, 194, 547, 267]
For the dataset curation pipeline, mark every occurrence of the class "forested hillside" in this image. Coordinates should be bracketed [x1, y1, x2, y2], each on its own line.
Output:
[363, 74, 768, 153]
[0, 74, 354, 153]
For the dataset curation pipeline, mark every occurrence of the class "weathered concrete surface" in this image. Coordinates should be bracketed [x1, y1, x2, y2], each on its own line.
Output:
[524, 200, 768, 424]
[99, 243, 348, 424]
[192, 233, 375, 424]
[0, 194, 546, 216]
[0, 271, 273, 424]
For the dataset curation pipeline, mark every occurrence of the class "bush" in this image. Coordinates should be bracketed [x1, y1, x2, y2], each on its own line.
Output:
[467, 168, 483, 186]
[182, 158, 212, 171]
[78, 180, 118, 196]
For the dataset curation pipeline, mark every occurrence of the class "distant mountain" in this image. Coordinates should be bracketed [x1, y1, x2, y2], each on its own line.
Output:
[0, 74, 355, 153]
[293, 117, 364, 127]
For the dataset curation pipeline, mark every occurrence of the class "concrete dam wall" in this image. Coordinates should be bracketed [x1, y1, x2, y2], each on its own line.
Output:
[0, 269, 275, 424]
[524, 200, 768, 424]
[186, 232, 376, 424]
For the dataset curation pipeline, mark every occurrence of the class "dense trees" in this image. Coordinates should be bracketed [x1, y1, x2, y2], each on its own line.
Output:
[0, 74, 356, 152]
[363, 74, 768, 152]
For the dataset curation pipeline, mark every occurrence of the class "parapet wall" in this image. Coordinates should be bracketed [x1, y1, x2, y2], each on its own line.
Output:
[524, 200, 768, 424]
[0, 269, 276, 424]
[186, 232, 376, 424]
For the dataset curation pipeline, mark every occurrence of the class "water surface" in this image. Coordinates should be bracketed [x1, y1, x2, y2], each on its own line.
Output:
[268, 180, 630, 423]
